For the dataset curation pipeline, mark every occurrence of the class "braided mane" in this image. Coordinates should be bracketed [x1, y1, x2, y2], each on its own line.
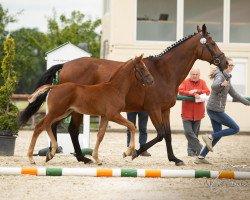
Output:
[148, 33, 196, 59]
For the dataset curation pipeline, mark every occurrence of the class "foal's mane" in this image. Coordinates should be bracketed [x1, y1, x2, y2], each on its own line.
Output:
[148, 33, 196, 59]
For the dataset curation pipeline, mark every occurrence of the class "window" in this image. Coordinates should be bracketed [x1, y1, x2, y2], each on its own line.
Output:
[184, 0, 223, 42]
[230, 0, 250, 43]
[230, 58, 248, 96]
[136, 0, 177, 41]
[102, 40, 109, 59]
[104, 0, 110, 14]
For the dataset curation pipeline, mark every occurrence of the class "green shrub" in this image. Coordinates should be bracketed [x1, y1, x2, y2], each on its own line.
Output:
[0, 37, 19, 135]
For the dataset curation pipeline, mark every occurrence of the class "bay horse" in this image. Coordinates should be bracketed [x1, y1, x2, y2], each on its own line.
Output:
[27, 55, 154, 164]
[20, 24, 228, 166]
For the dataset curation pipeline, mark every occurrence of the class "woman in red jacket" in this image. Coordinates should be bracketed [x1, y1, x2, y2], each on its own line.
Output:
[178, 68, 210, 156]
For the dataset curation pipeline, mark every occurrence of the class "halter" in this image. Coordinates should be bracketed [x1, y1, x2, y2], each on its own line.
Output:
[132, 59, 151, 86]
[199, 32, 224, 71]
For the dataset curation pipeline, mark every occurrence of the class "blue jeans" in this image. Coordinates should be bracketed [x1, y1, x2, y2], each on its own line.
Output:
[200, 109, 240, 157]
[127, 112, 148, 147]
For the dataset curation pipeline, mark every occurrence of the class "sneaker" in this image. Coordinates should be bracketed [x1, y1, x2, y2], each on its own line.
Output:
[141, 151, 151, 157]
[194, 157, 211, 164]
[202, 134, 213, 152]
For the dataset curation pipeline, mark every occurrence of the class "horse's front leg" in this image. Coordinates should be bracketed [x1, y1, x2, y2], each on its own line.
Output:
[68, 112, 93, 164]
[27, 118, 45, 164]
[92, 116, 108, 165]
[132, 109, 165, 159]
[162, 110, 184, 166]
[109, 114, 136, 157]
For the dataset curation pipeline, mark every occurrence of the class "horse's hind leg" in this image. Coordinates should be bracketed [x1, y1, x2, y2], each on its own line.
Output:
[27, 118, 45, 164]
[92, 116, 108, 165]
[109, 114, 136, 157]
[68, 112, 92, 164]
[51, 121, 59, 143]
[45, 119, 58, 162]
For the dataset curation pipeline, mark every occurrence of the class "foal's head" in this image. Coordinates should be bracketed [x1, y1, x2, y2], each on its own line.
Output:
[197, 24, 228, 71]
[132, 54, 154, 86]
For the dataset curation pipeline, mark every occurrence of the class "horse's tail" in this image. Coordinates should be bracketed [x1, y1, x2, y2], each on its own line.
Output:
[19, 64, 63, 126]
[28, 84, 54, 103]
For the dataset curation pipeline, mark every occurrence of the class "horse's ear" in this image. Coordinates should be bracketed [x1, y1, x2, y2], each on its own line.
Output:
[134, 54, 144, 63]
[197, 25, 202, 33]
[138, 54, 144, 60]
[202, 24, 207, 36]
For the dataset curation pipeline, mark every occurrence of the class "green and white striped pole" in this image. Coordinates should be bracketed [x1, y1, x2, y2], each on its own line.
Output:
[0, 167, 249, 179]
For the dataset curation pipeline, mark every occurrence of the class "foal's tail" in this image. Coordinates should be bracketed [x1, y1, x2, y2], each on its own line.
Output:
[28, 85, 54, 103]
[19, 64, 63, 126]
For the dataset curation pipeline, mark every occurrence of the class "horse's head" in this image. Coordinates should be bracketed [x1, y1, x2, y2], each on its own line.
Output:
[132, 54, 154, 86]
[197, 24, 228, 71]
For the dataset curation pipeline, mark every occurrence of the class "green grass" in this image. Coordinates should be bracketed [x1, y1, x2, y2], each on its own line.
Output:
[13, 101, 46, 111]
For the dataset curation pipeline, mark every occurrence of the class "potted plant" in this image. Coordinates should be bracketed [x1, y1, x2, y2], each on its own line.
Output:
[0, 37, 19, 156]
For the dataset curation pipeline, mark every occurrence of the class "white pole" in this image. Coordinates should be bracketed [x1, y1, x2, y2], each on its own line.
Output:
[83, 115, 90, 148]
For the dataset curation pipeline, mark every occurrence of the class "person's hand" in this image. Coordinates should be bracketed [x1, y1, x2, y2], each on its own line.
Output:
[221, 80, 229, 87]
[194, 94, 200, 99]
[189, 89, 197, 95]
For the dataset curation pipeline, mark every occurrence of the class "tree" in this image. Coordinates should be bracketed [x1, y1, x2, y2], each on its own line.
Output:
[3, 9, 101, 93]
[0, 37, 19, 135]
[0, 4, 17, 85]
[47, 10, 101, 57]
[11, 28, 49, 93]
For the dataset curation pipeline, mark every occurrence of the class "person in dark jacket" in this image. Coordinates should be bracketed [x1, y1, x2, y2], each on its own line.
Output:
[195, 58, 250, 164]
[178, 68, 210, 156]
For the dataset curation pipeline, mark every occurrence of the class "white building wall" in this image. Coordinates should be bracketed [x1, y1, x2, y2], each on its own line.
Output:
[102, 0, 250, 132]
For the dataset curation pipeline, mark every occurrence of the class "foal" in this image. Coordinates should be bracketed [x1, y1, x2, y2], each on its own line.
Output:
[27, 55, 154, 164]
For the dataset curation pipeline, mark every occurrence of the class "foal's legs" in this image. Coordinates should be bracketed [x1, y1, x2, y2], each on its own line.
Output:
[27, 118, 46, 164]
[45, 121, 59, 162]
[92, 116, 108, 165]
[68, 112, 93, 164]
[109, 114, 136, 157]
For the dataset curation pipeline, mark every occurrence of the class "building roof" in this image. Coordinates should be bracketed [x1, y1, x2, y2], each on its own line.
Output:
[45, 42, 91, 56]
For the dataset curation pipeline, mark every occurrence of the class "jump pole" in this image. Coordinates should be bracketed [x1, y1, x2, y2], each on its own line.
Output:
[0, 167, 249, 179]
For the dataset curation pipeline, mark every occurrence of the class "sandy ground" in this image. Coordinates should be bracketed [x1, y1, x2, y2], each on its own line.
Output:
[0, 130, 250, 200]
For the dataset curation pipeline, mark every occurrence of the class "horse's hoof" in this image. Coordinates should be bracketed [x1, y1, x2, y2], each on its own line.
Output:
[45, 152, 53, 162]
[76, 155, 86, 162]
[131, 150, 138, 160]
[122, 152, 127, 158]
[84, 157, 93, 164]
[29, 160, 36, 165]
[175, 161, 185, 166]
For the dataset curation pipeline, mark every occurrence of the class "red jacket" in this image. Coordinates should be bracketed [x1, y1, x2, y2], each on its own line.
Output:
[178, 78, 210, 121]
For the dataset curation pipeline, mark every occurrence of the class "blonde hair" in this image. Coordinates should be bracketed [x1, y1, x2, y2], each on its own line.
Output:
[209, 66, 218, 79]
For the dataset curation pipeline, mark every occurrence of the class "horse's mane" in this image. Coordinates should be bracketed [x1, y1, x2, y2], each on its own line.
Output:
[148, 33, 196, 59]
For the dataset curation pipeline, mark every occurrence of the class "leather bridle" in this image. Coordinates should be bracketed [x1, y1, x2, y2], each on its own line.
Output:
[199, 33, 225, 71]
[132, 59, 151, 86]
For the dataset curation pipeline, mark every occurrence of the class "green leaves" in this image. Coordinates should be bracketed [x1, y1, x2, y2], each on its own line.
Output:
[0, 37, 19, 135]
[47, 10, 101, 58]
[0, 4, 101, 93]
